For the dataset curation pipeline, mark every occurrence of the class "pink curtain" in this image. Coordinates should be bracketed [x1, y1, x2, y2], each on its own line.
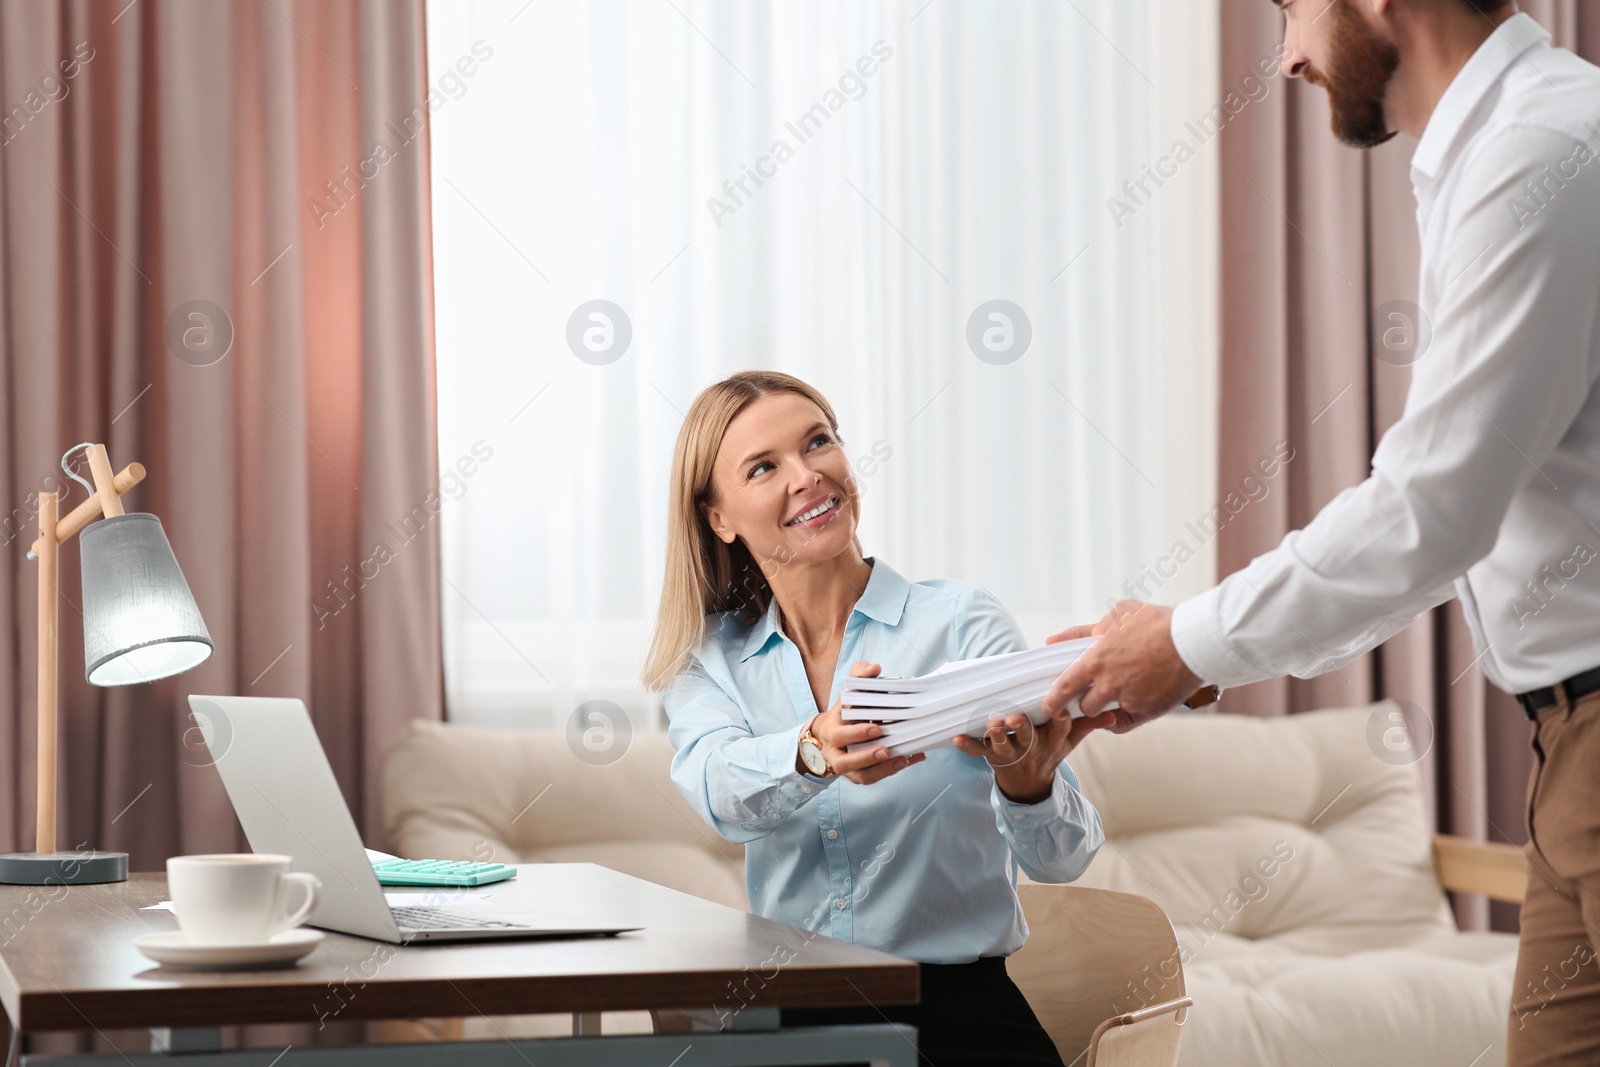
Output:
[1216, 0, 1600, 932]
[1, 0, 442, 1051]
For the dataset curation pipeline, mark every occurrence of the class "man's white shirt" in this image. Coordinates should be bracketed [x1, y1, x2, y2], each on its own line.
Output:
[1172, 14, 1600, 695]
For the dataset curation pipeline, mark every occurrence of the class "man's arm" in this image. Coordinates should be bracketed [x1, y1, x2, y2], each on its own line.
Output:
[1047, 124, 1600, 720]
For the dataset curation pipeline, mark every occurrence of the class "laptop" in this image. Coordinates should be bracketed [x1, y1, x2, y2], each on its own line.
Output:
[188, 694, 640, 944]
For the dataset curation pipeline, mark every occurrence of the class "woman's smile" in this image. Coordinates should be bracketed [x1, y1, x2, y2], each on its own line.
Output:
[785, 494, 842, 529]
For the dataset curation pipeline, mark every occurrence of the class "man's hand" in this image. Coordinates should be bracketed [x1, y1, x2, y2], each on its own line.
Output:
[808, 661, 927, 784]
[952, 709, 1115, 804]
[1039, 601, 1201, 733]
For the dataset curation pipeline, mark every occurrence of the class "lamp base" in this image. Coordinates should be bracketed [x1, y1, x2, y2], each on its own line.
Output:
[0, 850, 128, 885]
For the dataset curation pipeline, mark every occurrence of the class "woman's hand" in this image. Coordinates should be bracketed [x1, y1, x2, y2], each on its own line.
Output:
[951, 708, 1115, 804]
[809, 661, 927, 785]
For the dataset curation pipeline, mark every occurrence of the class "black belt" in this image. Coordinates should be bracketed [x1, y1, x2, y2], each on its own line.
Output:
[1516, 664, 1600, 718]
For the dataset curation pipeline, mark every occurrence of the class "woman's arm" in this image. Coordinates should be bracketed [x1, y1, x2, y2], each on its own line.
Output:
[666, 658, 925, 843]
[665, 659, 825, 844]
[956, 586, 1106, 882]
[991, 761, 1104, 884]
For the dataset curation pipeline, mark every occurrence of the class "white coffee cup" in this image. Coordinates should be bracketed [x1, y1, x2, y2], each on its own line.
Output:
[166, 854, 319, 945]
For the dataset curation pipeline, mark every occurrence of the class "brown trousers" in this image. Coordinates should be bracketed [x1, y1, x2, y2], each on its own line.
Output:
[1507, 689, 1600, 1066]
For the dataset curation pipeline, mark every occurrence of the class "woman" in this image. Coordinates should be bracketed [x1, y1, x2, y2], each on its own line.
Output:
[644, 370, 1108, 1067]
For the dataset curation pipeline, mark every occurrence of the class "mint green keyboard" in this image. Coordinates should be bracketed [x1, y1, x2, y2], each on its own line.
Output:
[371, 858, 518, 887]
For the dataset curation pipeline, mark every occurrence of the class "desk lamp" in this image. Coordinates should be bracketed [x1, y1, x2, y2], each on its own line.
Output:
[0, 443, 213, 885]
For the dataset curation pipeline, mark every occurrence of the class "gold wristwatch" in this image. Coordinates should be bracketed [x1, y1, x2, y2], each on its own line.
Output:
[798, 718, 831, 777]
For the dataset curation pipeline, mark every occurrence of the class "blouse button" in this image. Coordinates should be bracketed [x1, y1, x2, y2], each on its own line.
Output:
[826, 829, 839, 840]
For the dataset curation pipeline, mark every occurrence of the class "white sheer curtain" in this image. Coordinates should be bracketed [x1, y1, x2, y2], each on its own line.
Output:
[426, 0, 1218, 729]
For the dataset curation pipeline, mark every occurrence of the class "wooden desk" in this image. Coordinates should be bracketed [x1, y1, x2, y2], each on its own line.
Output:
[0, 863, 920, 1066]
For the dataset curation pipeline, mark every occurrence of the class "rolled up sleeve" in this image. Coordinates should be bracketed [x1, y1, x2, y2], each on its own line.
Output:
[991, 761, 1103, 883]
[663, 658, 825, 844]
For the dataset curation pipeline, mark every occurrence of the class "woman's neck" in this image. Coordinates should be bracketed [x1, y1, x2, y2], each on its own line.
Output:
[769, 552, 874, 661]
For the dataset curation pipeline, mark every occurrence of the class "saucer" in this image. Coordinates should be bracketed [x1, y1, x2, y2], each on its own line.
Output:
[133, 928, 324, 970]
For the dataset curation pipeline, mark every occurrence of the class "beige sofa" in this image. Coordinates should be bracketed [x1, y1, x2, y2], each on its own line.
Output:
[1061, 705, 1521, 1066]
[384, 702, 1522, 1066]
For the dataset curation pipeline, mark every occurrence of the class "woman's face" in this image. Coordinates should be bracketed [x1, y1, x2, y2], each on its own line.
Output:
[701, 391, 860, 571]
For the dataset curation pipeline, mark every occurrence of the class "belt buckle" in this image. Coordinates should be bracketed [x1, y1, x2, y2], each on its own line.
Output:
[1518, 687, 1556, 719]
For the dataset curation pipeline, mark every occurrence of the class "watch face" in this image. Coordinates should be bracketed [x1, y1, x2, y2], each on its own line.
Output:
[800, 739, 827, 776]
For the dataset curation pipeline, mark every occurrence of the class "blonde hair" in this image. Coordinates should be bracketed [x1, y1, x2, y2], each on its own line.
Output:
[642, 370, 863, 691]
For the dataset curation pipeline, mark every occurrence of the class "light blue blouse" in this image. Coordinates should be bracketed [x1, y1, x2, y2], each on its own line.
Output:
[664, 557, 1103, 964]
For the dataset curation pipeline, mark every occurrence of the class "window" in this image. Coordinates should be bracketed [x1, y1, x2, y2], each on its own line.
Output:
[427, 0, 1218, 728]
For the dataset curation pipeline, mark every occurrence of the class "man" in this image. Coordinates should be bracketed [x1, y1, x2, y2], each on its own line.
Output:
[1040, 1, 1600, 1062]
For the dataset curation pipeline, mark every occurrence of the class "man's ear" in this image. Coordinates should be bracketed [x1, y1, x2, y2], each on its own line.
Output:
[700, 499, 738, 545]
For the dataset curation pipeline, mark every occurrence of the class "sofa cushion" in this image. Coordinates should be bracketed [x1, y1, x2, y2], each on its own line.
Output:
[384, 721, 746, 911]
[1177, 929, 1515, 1066]
[1066, 704, 1457, 951]
[1061, 703, 1516, 1067]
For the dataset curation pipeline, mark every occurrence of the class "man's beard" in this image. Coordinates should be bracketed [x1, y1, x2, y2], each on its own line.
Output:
[1307, 1, 1400, 148]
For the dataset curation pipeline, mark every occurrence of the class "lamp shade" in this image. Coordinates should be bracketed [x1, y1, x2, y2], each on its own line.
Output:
[79, 513, 213, 686]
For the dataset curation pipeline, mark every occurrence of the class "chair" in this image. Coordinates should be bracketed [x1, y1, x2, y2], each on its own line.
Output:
[1009, 884, 1190, 1067]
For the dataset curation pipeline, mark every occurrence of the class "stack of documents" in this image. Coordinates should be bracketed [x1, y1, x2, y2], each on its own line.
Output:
[841, 638, 1110, 759]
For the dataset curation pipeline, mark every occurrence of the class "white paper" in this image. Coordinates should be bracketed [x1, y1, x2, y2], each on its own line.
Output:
[841, 639, 1115, 759]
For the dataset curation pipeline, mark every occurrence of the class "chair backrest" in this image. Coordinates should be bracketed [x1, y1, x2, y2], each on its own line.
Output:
[1010, 883, 1188, 1067]
[1088, 1007, 1188, 1067]
[383, 721, 747, 911]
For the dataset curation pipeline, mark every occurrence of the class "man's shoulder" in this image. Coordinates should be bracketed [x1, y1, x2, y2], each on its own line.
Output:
[1494, 45, 1600, 146]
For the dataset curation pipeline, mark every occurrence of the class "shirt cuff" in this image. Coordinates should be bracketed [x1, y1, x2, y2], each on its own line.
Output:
[1171, 587, 1268, 690]
[743, 722, 826, 832]
[993, 771, 1068, 827]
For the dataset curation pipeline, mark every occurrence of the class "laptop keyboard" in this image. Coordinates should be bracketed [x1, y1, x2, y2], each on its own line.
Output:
[390, 905, 528, 931]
